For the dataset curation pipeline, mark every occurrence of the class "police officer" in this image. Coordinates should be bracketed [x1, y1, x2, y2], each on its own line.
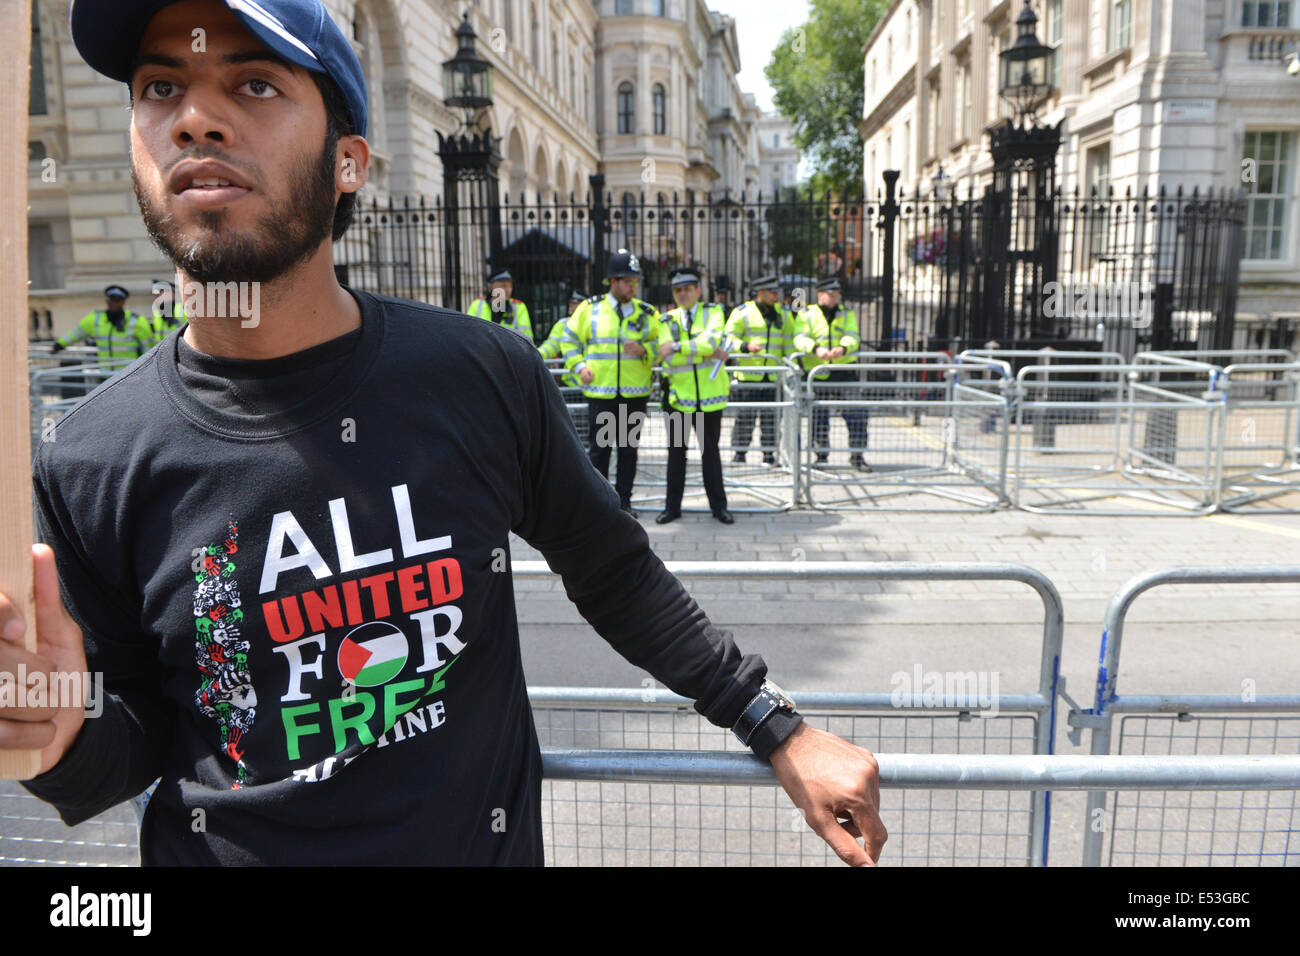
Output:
[656, 267, 734, 525]
[467, 268, 533, 341]
[52, 284, 152, 370]
[538, 291, 587, 370]
[563, 250, 660, 516]
[725, 274, 798, 466]
[537, 291, 588, 445]
[796, 277, 870, 471]
[147, 279, 187, 346]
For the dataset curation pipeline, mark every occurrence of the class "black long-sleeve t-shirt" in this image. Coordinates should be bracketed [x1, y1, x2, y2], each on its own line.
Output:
[23, 288, 800, 865]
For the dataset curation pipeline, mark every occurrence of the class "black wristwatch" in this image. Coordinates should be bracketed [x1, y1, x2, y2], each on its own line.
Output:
[732, 680, 798, 746]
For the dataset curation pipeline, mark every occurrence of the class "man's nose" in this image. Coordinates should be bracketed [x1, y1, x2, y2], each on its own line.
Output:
[169, 82, 237, 149]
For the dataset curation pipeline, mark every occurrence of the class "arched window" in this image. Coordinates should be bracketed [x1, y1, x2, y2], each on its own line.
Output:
[652, 83, 666, 135]
[617, 82, 634, 134]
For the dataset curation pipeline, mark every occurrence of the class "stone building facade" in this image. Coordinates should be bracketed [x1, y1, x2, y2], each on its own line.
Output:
[861, 0, 1300, 317]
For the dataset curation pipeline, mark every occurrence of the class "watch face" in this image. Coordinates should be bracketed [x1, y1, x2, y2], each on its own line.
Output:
[765, 680, 795, 710]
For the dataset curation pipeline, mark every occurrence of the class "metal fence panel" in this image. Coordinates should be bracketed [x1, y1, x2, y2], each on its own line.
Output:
[799, 359, 1009, 511]
[1078, 566, 1300, 867]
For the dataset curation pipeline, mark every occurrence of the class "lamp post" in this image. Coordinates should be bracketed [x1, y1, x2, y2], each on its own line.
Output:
[438, 11, 504, 311]
[930, 165, 957, 348]
[982, 0, 1061, 345]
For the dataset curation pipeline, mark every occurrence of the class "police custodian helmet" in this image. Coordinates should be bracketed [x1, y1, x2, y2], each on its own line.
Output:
[605, 249, 641, 280]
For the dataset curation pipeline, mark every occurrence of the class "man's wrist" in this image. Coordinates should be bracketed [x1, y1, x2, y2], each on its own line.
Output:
[750, 709, 804, 762]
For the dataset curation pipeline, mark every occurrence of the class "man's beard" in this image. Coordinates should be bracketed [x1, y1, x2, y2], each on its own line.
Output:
[133, 135, 337, 286]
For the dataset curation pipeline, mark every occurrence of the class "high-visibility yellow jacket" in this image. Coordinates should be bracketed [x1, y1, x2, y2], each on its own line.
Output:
[724, 300, 798, 382]
[148, 303, 187, 346]
[562, 294, 661, 399]
[56, 310, 152, 369]
[657, 302, 732, 413]
[794, 304, 861, 377]
[538, 319, 580, 387]
[467, 297, 533, 341]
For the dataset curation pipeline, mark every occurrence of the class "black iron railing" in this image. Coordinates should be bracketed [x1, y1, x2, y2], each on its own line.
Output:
[333, 173, 1245, 355]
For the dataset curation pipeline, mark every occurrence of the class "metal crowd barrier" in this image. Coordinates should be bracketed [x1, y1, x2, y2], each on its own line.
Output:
[1074, 566, 1300, 867]
[797, 354, 1010, 511]
[550, 356, 801, 514]
[8, 562, 1299, 867]
[519, 560, 1063, 867]
[1009, 361, 1225, 515]
[28, 362, 115, 447]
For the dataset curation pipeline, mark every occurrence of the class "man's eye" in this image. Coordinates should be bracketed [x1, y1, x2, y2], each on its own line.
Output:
[142, 80, 176, 99]
[241, 78, 279, 98]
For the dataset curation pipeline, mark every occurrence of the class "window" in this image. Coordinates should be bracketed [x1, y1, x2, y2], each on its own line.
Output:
[886, 36, 893, 75]
[1243, 131, 1293, 260]
[870, 58, 877, 96]
[530, 5, 539, 67]
[504, 0, 513, 37]
[617, 82, 634, 133]
[29, 4, 46, 115]
[551, 32, 559, 89]
[960, 63, 972, 140]
[995, 29, 1012, 120]
[1085, 143, 1112, 260]
[652, 0, 665, 14]
[1243, 1, 1293, 26]
[621, 192, 637, 243]
[652, 83, 666, 134]
[616, 0, 633, 14]
[903, 119, 911, 177]
[1046, 0, 1063, 90]
[773, 133, 780, 148]
[1109, 0, 1132, 51]
[929, 82, 941, 157]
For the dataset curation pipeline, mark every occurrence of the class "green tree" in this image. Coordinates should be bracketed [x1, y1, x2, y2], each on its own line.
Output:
[765, 0, 888, 194]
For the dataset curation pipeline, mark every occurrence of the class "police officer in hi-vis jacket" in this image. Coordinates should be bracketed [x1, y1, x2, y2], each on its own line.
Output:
[655, 267, 734, 525]
[562, 250, 661, 516]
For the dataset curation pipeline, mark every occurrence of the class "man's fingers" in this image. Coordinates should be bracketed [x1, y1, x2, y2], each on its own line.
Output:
[805, 807, 872, 867]
[32, 544, 79, 657]
[0, 718, 57, 751]
[851, 806, 888, 865]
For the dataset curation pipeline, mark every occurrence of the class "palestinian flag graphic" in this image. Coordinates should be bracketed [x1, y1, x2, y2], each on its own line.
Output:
[338, 621, 409, 687]
[192, 519, 256, 788]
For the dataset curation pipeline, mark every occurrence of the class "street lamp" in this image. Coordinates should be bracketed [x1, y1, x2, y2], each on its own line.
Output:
[998, 0, 1054, 125]
[442, 11, 494, 128]
[931, 165, 953, 203]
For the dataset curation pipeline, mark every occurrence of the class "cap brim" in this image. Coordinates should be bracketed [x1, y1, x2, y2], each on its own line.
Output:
[70, 0, 323, 85]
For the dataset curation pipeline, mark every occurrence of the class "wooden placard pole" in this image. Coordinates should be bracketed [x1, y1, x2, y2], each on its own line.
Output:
[0, 0, 38, 781]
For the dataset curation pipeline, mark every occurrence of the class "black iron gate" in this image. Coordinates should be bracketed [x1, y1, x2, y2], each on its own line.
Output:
[334, 171, 1244, 353]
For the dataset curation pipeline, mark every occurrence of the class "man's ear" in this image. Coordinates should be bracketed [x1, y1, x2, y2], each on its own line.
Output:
[337, 134, 370, 195]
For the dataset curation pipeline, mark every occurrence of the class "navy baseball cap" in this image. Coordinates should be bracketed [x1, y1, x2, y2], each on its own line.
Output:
[69, 0, 369, 137]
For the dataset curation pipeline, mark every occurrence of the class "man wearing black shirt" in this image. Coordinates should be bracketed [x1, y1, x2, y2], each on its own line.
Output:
[0, 0, 885, 866]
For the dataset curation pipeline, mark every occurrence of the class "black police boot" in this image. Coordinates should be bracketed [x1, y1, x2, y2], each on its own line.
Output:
[732, 451, 746, 464]
[656, 509, 681, 525]
[850, 454, 872, 473]
[712, 509, 735, 524]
